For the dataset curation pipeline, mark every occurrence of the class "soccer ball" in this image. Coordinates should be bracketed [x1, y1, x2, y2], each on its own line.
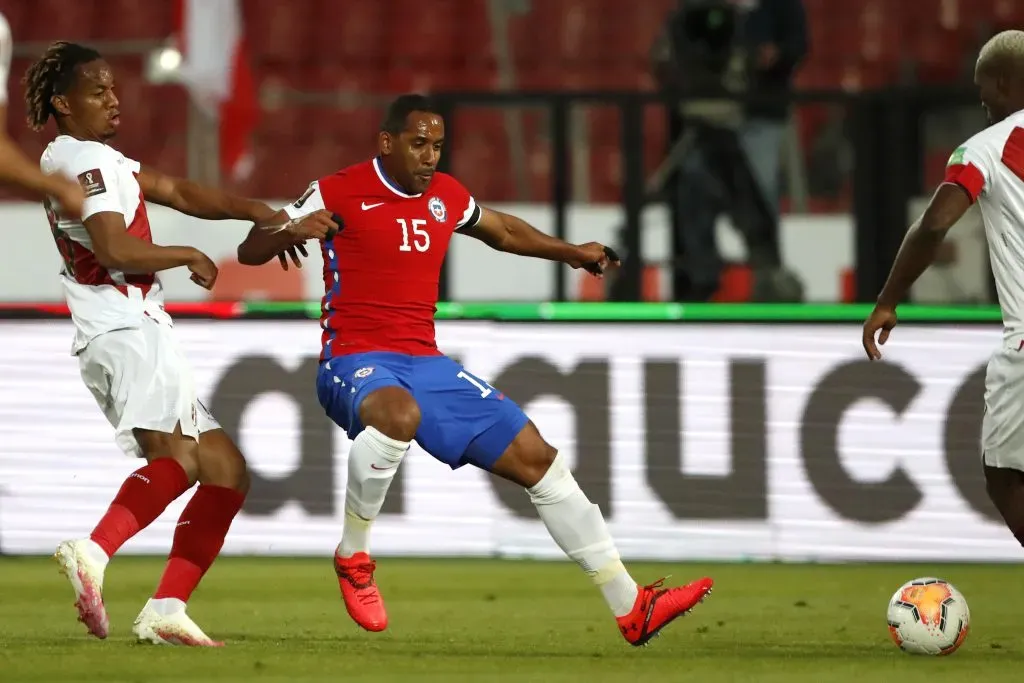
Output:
[886, 577, 970, 655]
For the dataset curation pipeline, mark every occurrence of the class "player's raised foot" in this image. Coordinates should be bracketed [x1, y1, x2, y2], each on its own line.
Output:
[53, 539, 109, 639]
[616, 576, 714, 647]
[335, 551, 388, 632]
[132, 599, 224, 647]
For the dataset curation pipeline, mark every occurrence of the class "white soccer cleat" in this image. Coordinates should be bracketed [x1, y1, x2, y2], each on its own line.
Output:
[132, 600, 224, 647]
[53, 539, 110, 639]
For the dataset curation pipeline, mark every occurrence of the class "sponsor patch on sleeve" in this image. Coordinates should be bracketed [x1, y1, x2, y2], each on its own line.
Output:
[77, 168, 107, 197]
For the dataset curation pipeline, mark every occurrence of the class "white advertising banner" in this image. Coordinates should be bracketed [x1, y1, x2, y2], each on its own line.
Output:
[0, 320, 1013, 562]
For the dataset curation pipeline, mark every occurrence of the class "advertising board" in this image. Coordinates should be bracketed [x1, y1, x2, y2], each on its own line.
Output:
[0, 320, 1012, 561]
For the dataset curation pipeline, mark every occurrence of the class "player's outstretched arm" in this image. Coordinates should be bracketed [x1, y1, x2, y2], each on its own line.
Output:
[0, 129, 84, 214]
[458, 207, 620, 275]
[83, 210, 215, 285]
[136, 166, 276, 223]
[236, 208, 338, 267]
[862, 183, 971, 360]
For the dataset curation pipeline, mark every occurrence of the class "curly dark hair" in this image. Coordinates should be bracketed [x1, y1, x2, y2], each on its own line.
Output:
[23, 41, 102, 131]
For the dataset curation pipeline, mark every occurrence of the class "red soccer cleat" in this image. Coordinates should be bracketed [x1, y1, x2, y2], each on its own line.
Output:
[616, 576, 714, 646]
[334, 551, 388, 632]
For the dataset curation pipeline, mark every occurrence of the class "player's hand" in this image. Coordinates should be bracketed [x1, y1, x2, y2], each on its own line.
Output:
[187, 249, 219, 290]
[277, 243, 309, 271]
[54, 178, 86, 218]
[570, 243, 621, 277]
[285, 210, 339, 242]
[862, 305, 898, 360]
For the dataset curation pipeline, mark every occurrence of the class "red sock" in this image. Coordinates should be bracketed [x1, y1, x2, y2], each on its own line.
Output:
[153, 485, 246, 602]
[89, 458, 191, 558]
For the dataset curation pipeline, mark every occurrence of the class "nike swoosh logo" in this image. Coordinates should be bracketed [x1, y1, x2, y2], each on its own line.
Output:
[361, 202, 385, 211]
[370, 463, 399, 471]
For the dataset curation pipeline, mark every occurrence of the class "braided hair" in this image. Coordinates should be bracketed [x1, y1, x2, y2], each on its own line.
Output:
[23, 41, 102, 131]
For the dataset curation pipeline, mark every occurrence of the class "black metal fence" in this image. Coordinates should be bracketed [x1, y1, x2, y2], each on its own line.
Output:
[431, 87, 980, 303]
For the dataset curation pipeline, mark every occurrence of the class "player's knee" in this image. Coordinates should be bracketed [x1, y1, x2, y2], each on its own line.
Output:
[196, 429, 250, 493]
[517, 441, 559, 490]
[491, 422, 562, 489]
[218, 454, 250, 495]
[524, 450, 580, 506]
[136, 427, 200, 484]
[359, 386, 421, 442]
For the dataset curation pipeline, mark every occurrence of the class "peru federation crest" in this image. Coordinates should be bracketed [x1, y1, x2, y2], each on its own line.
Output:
[428, 196, 447, 223]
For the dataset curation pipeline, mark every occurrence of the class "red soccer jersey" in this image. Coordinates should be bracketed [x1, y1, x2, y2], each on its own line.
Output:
[284, 157, 482, 358]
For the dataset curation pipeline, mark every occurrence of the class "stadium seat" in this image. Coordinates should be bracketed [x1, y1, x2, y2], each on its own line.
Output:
[93, 0, 173, 40]
[1, 3, 29, 42]
[145, 136, 188, 178]
[24, 0, 96, 42]
[245, 0, 311, 66]
[589, 145, 622, 203]
[710, 264, 753, 303]
[579, 264, 661, 301]
[212, 258, 305, 302]
[319, 0, 387, 64]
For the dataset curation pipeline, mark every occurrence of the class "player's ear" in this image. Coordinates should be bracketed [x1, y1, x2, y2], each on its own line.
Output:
[51, 94, 71, 117]
[379, 131, 392, 156]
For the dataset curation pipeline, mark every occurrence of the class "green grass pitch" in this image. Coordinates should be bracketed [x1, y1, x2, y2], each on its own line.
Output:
[0, 557, 1021, 682]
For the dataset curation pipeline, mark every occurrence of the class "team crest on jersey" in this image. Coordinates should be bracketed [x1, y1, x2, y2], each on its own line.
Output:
[428, 196, 447, 223]
[354, 367, 374, 379]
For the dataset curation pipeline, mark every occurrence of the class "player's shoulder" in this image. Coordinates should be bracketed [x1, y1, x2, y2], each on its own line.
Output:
[41, 136, 110, 172]
[43, 136, 119, 164]
[317, 158, 376, 195]
[962, 112, 1024, 153]
[42, 137, 137, 184]
[427, 171, 471, 197]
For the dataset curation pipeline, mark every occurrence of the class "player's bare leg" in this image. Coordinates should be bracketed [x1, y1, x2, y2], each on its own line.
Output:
[489, 422, 713, 647]
[984, 463, 1024, 547]
[54, 424, 198, 639]
[333, 386, 415, 632]
[132, 428, 249, 647]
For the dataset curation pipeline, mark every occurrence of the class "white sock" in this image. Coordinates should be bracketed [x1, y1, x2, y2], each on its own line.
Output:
[146, 597, 186, 616]
[527, 452, 639, 617]
[337, 426, 409, 558]
[81, 538, 111, 570]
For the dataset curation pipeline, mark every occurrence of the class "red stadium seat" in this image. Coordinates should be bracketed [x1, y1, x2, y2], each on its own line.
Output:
[142, 134, 187, 178]
[246, 143, 311, 199]
[384, 0, 463, 67]
[589, 144, 622, 203]
[93, 0, 173, 41]
[0, 2, 30, 42]
[317, 0, 387, 65]
[212, 258, 305, 302]
[23, 0, 96, 42]
[245, 0, 311, 66]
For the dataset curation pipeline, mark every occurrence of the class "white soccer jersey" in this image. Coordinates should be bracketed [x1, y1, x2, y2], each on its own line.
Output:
[40, 135, 168, 354]
[945, 109, 1024, 338]
[0, 12, 12, 106]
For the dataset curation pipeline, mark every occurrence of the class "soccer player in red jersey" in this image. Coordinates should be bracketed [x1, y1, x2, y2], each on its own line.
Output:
[24, 42, 333, 646]
[239, 94, 714, 646]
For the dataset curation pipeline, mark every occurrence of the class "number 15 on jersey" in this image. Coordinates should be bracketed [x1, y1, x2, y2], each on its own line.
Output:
[397, 218, 430, 253]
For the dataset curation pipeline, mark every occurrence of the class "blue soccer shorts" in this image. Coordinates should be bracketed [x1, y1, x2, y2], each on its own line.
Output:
[315, 351, 529, 470]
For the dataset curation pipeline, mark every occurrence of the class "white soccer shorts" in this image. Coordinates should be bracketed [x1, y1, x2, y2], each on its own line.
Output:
[981, 340, 1024, 471]
[77, 316, 219, 458]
